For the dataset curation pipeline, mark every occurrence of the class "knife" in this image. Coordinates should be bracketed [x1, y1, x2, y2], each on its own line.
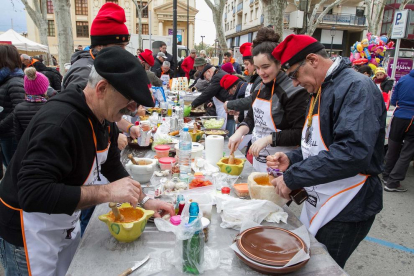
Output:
[118, 255, 150, 276]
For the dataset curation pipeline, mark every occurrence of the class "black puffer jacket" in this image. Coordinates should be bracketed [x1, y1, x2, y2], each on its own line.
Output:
[39, 69, 62, 92]
[13, 101, 46, 141]
[0, 76, 25, 138]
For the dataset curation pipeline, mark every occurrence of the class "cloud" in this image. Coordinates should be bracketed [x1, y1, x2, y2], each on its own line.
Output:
[195, 0, 217, 45]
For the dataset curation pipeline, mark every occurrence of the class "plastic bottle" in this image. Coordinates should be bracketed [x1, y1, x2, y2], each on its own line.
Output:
[179, 127, 192, 181]
[183, 202, 204, 275]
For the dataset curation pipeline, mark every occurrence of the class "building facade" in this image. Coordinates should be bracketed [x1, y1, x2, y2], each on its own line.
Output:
[223, 0, 368, 57]
[26, 0, 198, 57]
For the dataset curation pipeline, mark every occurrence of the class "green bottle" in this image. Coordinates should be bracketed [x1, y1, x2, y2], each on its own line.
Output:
[183, 202, 204, 274]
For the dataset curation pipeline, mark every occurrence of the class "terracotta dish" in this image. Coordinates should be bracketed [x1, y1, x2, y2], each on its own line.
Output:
[236, 226, 307, 267]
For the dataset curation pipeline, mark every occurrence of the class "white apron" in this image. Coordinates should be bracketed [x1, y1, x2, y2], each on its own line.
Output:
[251, 82, 295, 172]
[22, 120, 110, 276]
[160, 72, 170, 84]
[244, 82, 254, 117]
[299, 95, 368, 237]
[212, 96, 227, 130]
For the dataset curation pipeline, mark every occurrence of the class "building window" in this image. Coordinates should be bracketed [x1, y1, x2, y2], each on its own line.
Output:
[75, 0, 88, 15]
[106, 0, 119, 3]
[136, 24, 149, 35]
[76, 21, 89, 37]
[47, 20, 55, 36]
[136, 2, 149, 18]
[47, 0, 54, 14]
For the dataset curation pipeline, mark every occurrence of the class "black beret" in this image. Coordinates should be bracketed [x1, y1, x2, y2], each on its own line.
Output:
[94, 46, 154, 107]
[200, 64, 214, 80]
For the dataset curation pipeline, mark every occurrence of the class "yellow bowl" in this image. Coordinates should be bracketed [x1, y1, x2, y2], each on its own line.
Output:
[98, 203, 154, 243]
[189, 129, 204, 142]
[217, 157, 246, 176]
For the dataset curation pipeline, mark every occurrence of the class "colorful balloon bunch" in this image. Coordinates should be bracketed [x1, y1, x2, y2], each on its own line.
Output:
[350, 33, 395, 70]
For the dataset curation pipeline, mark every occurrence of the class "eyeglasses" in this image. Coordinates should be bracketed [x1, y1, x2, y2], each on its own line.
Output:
[287, 60, 306, 80]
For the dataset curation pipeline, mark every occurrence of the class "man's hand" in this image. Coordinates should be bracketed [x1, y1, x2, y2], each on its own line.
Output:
[266, 152, 290, 172]
[107, 177, 142, 207]
[224, 101, 229, 112]
[271, 175, 291, 200]
[143, 199, 175, 218]
[249, 135, 271, 157]
[117, 133, 128, 150]
[129, 126, 141, 139]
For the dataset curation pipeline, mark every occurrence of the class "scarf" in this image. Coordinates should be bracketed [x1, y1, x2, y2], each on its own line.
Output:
[374, 77, 386, 84]
[0, 67, 24, 84]
[25, 94, 47, 103]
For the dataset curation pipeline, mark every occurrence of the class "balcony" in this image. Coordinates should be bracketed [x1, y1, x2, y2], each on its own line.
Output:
[237, 3, 243, 13]
[236, 24, 242, 32]
[316, 13, 366, 26]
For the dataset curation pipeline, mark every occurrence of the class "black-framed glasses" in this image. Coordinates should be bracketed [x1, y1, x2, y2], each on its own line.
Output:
[287, 60, 306, 80]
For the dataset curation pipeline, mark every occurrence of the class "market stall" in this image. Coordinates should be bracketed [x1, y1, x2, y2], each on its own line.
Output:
[66, 139, 347, 276]
[0, 29, 49, 55]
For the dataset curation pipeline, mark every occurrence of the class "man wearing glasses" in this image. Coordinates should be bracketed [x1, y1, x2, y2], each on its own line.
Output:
[267, 34, 386, 268]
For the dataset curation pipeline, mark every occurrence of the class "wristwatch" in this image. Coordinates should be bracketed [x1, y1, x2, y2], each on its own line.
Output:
[140, 195, 151, 206]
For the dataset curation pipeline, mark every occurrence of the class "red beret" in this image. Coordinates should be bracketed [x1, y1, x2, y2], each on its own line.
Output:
[139, 49, 155, 67]
[240, 42, 252, 60]
[90, 3, 130, 46]
[220, 74, 240, 90]
[221, 62, 235, 74]
[272, 34, 325, 69]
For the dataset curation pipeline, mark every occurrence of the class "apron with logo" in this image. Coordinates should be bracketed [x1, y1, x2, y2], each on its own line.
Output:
[244, 82, 254, 117]
[300, 94, 368, 236]
[160, 71, 170, 84]
[212, 96, 227, 130]
[22, 120, 110, 276]
[251, 82, 296, 172]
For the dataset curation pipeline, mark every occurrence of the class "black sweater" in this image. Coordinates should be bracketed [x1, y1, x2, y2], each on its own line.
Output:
[0, 85, 129, 246]
[240, 71, 309, 147]
[0, 75, 25, 138]
[13, 100, 46, 141]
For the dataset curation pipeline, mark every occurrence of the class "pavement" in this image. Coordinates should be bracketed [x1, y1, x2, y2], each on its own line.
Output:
[1, 164, 413, 276]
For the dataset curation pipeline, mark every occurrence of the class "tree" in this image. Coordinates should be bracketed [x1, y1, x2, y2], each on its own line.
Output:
[364, 0, 386, 35]
[194, 42, 211, 53]
[204, 0, 227, 53]
[19, 0, 52, 65]
[306, 0, 346, 36]
[261, 0, 287, 37]
[51, 0, 74, 76]
[132, 0, 152, 49]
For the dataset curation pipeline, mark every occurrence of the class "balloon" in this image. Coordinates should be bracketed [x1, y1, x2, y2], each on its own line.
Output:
[367, 32, 372, 42]
[354, 52, 361, 60]
[356, 43, 363, 53]
[386, 41, 395, 49]
[352, 58, 368, 65]
[361, 39, 369, 48]
[364, 48, 371, 60]
[380, 36, 388, 44]
[368, 63, 377, 73]
[370, 58, 378, 66]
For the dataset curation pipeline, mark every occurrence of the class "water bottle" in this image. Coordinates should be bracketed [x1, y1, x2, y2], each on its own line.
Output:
[183, 202, 204, 274]
[179, 127, 192, 181]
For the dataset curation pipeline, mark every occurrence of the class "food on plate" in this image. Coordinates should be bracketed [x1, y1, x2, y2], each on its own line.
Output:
[234, 183, 250, 198]
[184, 117, 192, 123]
[169, 130, 180, 136]
[205, 129, 226, 135]
[203, 118, 225, 129]
[154, 170, 170, 177]
[163, 177, 188, 193]
[147, 107, 162, 114]
[140, 115, 149, 121]
[248, 172, 289, 207]
[189, 178, 213, 189]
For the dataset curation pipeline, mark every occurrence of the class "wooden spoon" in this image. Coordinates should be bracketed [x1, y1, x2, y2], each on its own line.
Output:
[193, 123, 198, 134]
[228, 149, 235, 165]
[128, 154, 139, 165]
[109, 202, 124, 222]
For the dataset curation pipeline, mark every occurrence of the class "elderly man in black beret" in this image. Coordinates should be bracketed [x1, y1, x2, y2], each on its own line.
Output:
[0, 47, 174, 276]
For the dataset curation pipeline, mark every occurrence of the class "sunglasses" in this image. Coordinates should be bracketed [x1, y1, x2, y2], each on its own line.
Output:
[287, 60, 306, 80]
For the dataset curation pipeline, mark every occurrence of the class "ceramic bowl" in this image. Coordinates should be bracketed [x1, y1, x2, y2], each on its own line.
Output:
[189, 130, 204, 142]
[216, 157, 246, 176]
[98, 203, 154, 243]
[125, 158, 157, 183]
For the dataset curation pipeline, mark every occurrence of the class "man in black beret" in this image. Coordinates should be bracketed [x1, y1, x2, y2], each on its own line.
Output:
[0, 46, 174, 276]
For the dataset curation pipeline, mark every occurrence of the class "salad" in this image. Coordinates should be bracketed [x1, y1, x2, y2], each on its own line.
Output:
[203, 118, 225, 129]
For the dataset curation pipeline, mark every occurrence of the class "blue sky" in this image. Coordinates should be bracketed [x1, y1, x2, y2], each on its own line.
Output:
[0, 0, 27, 33]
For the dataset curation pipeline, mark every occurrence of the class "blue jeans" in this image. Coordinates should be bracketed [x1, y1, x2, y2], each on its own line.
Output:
[80, 206, 96, 236]
[0, 237, 29, 276]
[0, 137, 18, 167]
[226, 119, 236, 137]
[315, 215, 375, 268]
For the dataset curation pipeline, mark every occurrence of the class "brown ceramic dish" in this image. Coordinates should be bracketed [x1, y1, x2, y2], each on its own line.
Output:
[236, 226, 307, 267]
[235, 251, 309, 275]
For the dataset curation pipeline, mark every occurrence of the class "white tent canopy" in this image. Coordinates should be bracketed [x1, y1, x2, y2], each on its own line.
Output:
[0, 29, 49, 55]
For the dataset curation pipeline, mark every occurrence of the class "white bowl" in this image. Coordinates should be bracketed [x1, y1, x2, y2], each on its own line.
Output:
[174, 142, 204, 161]
[125, 158, 157, 183]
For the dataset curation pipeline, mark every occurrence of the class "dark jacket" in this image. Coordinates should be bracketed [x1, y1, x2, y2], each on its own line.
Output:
[155, 68, 174, 79]
[0, 85, 128, 247]
[13, 100, 46, 141]
[232, 61, 242, 74]
[284, 58, 386, 222]
[155, 51, 175, 73]
[191, 70, 230, 108]
[39, 68, 62, 92]
[240, 72, 309, 147]
[227, 73, 262, 112]
[62, 49, 97, 90]
[0, 74, 25, 138]
[378, 77, 394, 93]
[391, 69, 414, 120]
[146, 70, 163, 87]
[151, 58, 163, 74]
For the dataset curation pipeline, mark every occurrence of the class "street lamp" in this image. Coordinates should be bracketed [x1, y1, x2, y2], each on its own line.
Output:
[201, 36, 205, 51]
[330, 26, 336, 57]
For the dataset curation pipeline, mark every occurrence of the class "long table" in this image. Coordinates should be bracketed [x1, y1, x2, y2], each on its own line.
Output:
[66, 142, 348, 276]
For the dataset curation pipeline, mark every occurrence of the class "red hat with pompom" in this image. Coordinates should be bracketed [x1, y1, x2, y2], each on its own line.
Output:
[220, 74, 240, 90]
[139, 49, 155, 67]
[272, 34, 325, 69]
[240, 42, 252, 60]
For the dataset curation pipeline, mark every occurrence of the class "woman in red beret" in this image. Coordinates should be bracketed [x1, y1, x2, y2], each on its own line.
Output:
[228, 27, 309, 172]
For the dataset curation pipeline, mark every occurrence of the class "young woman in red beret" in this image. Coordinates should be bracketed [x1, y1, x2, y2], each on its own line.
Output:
[228, 27, 309, 172]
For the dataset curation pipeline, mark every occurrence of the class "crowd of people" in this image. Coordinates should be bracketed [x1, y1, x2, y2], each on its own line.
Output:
[0, 1, 413, 276]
